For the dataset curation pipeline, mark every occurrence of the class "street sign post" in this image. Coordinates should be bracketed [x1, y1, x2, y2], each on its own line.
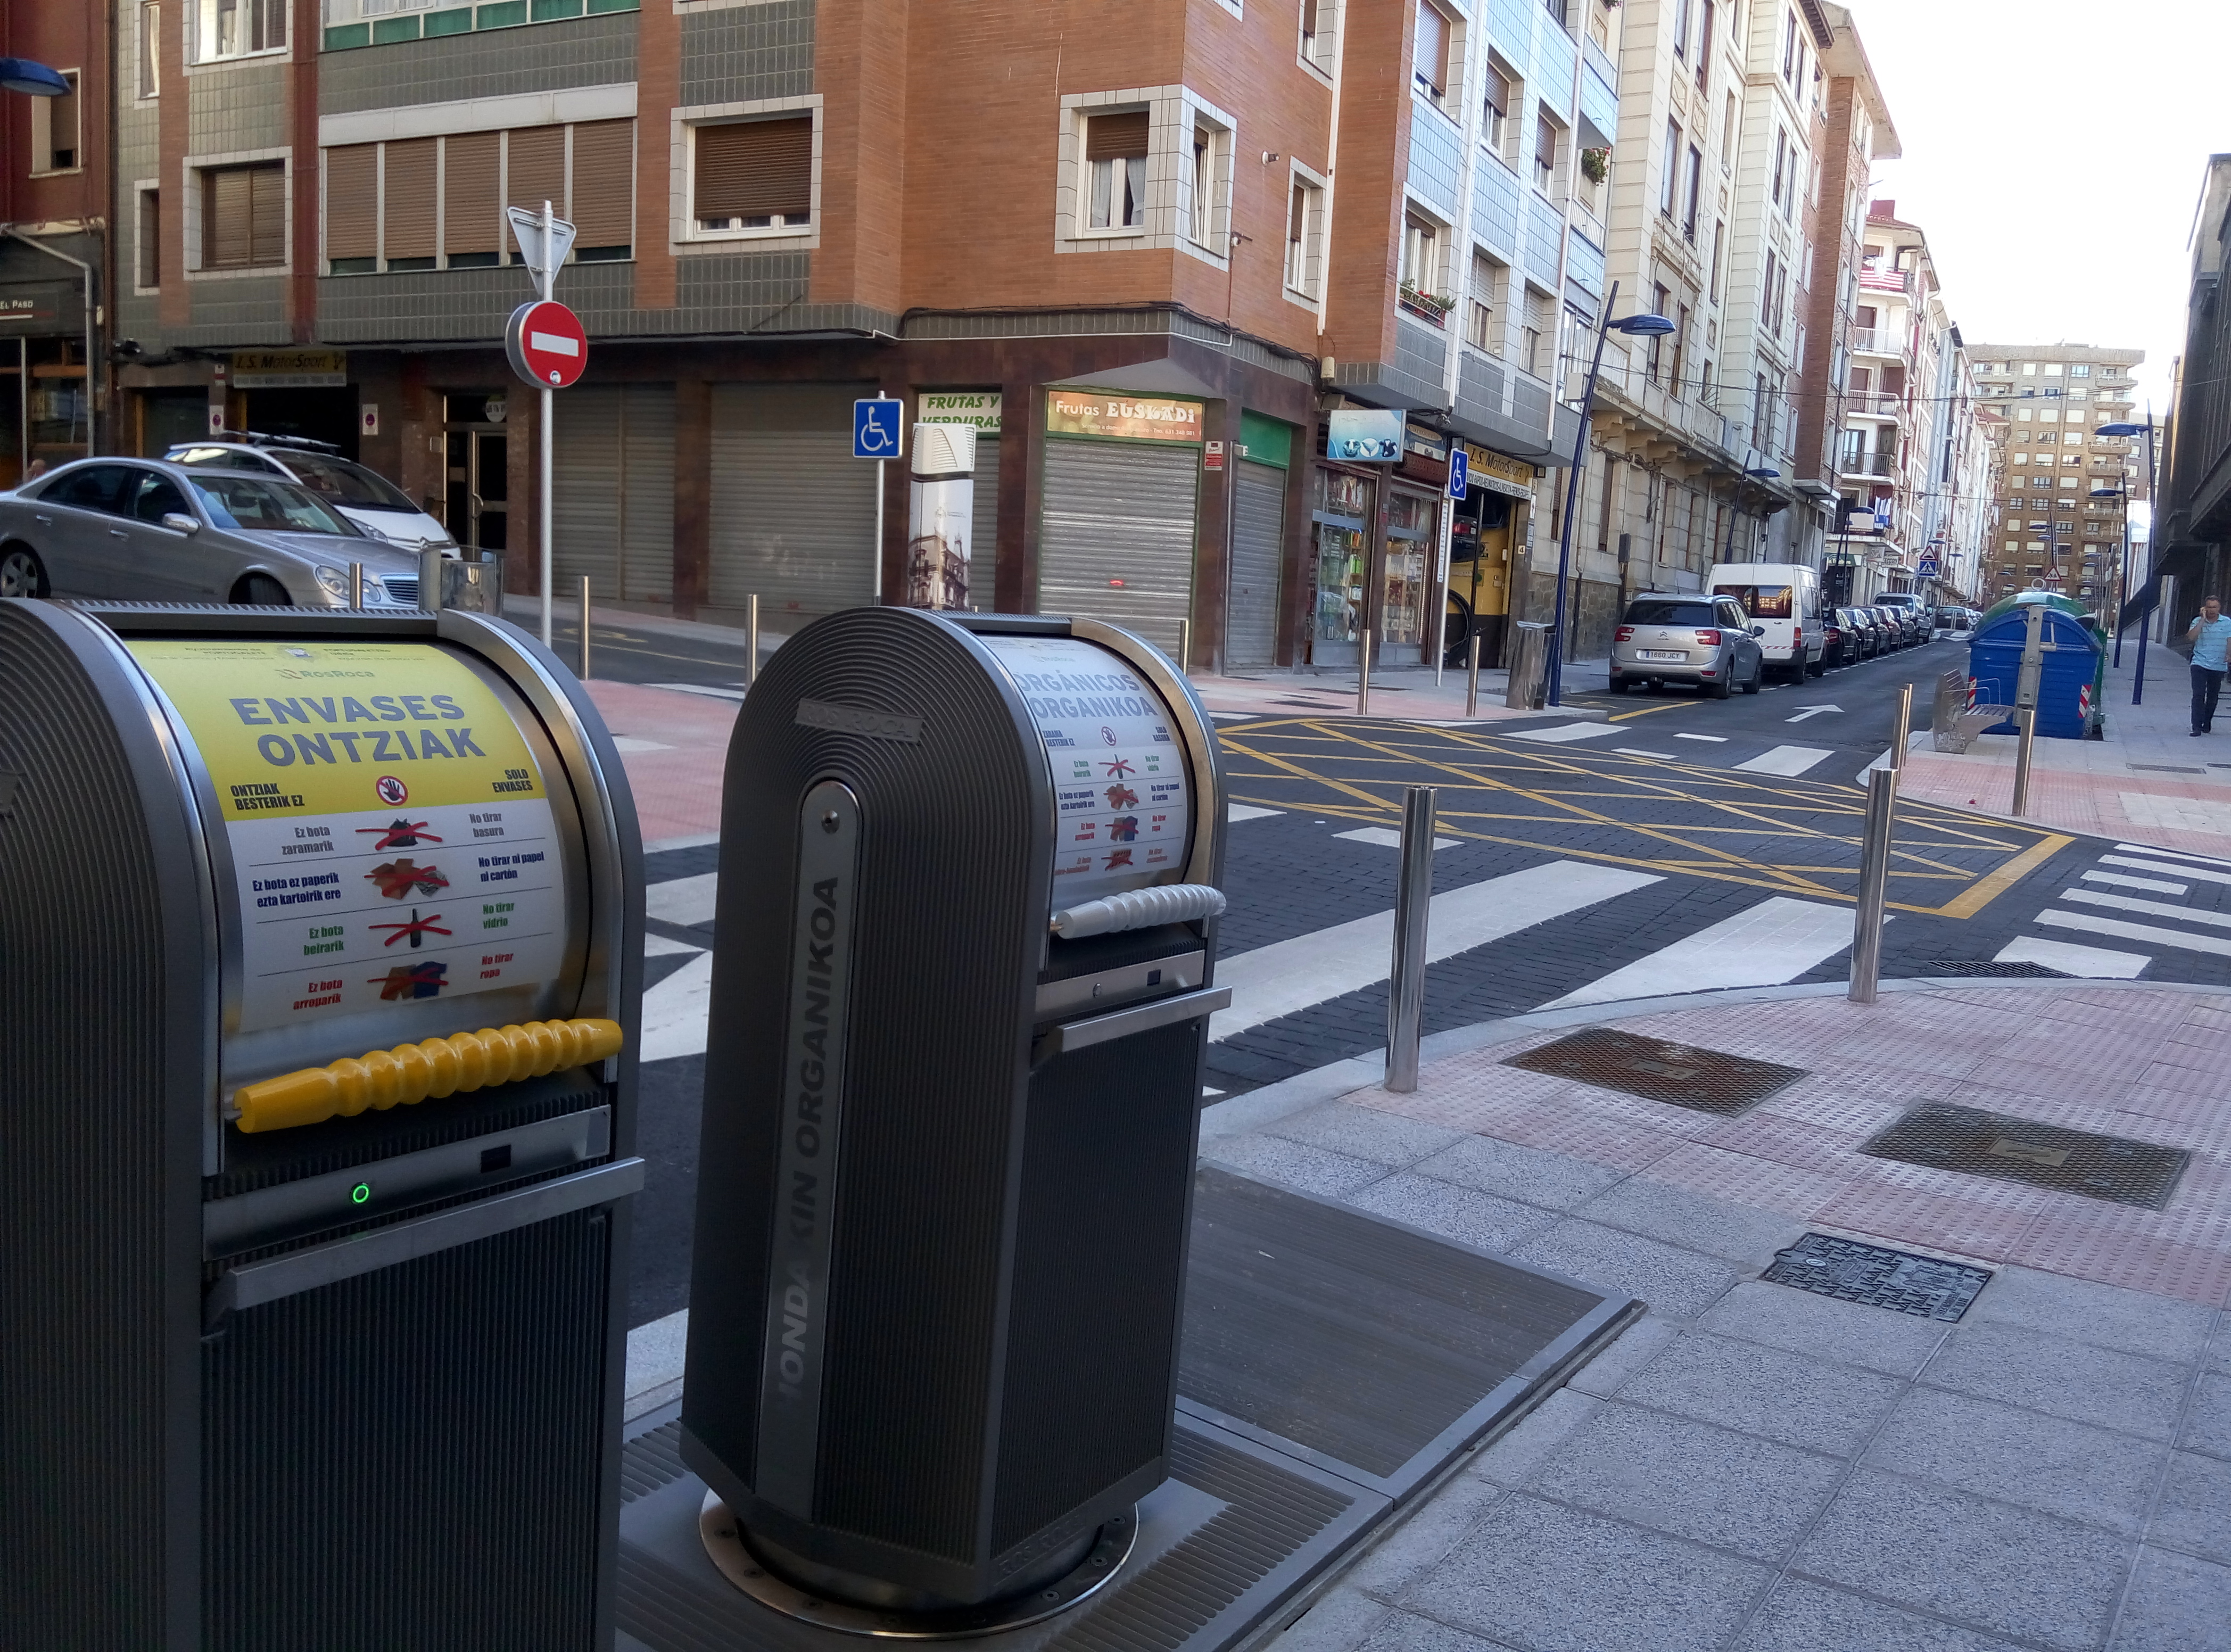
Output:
[503, 201, 578, 648]
[1447, 448, 1469, 500]
[1915, 556, 1940, 578]
[854, 396, 901, 604]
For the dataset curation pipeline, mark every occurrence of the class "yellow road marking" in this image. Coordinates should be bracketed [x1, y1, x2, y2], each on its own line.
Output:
[1932, 829, 2075, 920]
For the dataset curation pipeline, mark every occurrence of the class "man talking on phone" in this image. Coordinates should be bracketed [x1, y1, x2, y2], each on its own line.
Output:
[2191, 596, 2231, 736]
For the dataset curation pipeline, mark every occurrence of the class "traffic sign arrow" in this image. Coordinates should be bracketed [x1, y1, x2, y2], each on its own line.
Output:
[1784, 705, 1844, 722]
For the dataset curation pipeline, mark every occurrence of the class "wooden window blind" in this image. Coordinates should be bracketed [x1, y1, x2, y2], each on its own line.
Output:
[382, 137, 437, 261]
[324, 145, 378, 262]
[442, 130, 500, 255]
[695, 118, 811, 220]
[1084, 111, 1148, 162]
[204, 162, 285, 270]
[505, 125, 566, 222]
[569, 120, 634, 249]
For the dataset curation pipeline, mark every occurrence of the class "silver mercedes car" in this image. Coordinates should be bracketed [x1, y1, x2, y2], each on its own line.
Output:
[0, 457, 426, 607]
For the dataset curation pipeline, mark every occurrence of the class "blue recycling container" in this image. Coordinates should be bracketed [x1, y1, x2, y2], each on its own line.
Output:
[1968, 596, 2104, 739]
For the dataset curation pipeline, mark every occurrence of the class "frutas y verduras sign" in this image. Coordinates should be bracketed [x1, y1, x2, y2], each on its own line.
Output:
[1045, 390, 1203, 443]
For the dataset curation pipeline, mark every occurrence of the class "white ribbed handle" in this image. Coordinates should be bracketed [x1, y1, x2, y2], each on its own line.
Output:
[1051, 882, 1226, 939]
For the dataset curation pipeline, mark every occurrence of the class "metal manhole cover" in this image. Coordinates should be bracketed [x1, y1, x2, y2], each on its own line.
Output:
[1919, 960, 2070, 978]
[1862, 1102, 2190, 1210]
[1502, 1028, 1806, 1115]
[2128, 764, 2207, 774]
[1762, 1233, 1992, 1320]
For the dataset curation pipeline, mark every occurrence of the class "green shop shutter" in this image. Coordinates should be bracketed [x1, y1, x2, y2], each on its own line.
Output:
[1227, 460, 1286, 667]
[1038, 438, 1198, 657]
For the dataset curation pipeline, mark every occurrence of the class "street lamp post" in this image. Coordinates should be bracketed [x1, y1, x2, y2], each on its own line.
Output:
[2096, 418, 2158, 701]
[1547, 282, 1674, 705]
[1721, 466, 1781, 563]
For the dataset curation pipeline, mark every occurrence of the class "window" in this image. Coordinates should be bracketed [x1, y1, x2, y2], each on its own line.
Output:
[1763, 249, 1781, 333]
[1700, 358, 1715, 404]
[1465, 250, 1502, 351]
[1542, 0, 1569, 28]
[1781, 9, 1798, 82]
[31, 71, 80, 173]
[325, 145, 377, 273]
[1648, 283, 1671, 380]
[1521, 285, 1549, 377]
[1285, 174, 1324, 297]
[2070, 363, 2092, 377]
[1771, 128, 1787, 209]
[2043, 362, 2063, 376]
[2022, 361, 2037, 375]
[1482, 59, 1514, 157]
[1671, 303, 1691, 397]
[1709, 220, 1724, 301]
[1083, 111, 1147, 230]
[1722, 94, 1738, 170]
[1187, 126, 1220, 249]
[201, 162, 285, 270]
[136, 188, 161, 288]
[139, 3, 160, 98]
[1696, 0, 1715, 88]
[1673, 0, 1691, 56]
[1299, 0, 1336, 75]
[1683, 146, 1703, 239]
[1415, 2, 1452, 105]
[1535, 110, 1559, 192]
[1401, 213, 1444, 307]
[696, 117, 811, 234]
[383, 138, 437, 271]
[198, 0, 286, 61]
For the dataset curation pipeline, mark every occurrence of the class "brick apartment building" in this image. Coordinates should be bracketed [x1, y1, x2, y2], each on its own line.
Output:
[0, 0, 110, 483]
[103, 0, 1631, 671]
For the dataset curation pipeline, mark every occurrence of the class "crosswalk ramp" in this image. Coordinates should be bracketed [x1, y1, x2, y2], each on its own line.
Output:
[1994, 841, 2231, 978]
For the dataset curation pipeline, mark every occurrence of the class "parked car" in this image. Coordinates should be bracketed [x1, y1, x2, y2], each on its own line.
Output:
[164, 436, 457, 557]
[1609, 592, 1765, 699]
[1870, 605, 1911, 648]
[0, 457, 426, 606]
[1833, 607, 1872, 660]
[1876, 592, 1930, 645]
[1819, 609, 1853, 668]
[1707, 560, 1824, 682]
[1850, 606, 1889, 658]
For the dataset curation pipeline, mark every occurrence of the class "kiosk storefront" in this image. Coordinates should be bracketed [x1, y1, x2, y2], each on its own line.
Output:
[1038, 388, 1203, 659]
[1450, 443, 1535, 668]
[1310, 413, 1448, 668]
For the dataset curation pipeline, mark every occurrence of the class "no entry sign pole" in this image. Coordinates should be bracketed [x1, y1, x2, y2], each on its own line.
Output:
[504, 200, 583, 649]
[538, 201, 555, 648]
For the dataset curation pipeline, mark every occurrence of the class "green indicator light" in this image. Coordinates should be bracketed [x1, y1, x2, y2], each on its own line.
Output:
[350, 1182, 372, 1205]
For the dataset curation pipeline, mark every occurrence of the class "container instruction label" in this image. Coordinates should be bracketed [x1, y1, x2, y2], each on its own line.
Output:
[126, 640, 567, 1034]
[977, 635, 1192, 908]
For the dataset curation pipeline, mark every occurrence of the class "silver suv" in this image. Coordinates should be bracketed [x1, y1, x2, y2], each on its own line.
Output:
[1610, 593, 1765, 698]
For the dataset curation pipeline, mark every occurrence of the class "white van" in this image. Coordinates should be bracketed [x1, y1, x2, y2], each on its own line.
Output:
[1707, 561, 1823, 683]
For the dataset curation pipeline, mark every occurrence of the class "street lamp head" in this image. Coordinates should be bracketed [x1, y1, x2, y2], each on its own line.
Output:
[0, 58, 69, 96]
[2093, 422, 2144, 437]
[1610, 313, 1677, 337]
[2090, 488, 2123, 498]
[1745, 467, 1780, 478]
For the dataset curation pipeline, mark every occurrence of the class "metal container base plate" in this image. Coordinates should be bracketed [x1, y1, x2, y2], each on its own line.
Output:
[697, 1497, 1135, 1640]
[1861, 1101, 2191, 1210]
[1502, 1028, 1807, 1116]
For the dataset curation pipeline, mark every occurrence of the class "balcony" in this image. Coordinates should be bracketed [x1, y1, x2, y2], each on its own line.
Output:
[1849, 327, 1903, 357]
[1844, 390, 1904, 417]
[1837, 445, 1896, 481]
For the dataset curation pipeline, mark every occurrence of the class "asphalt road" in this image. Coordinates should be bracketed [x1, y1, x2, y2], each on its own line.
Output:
[540, 609, 761, 693]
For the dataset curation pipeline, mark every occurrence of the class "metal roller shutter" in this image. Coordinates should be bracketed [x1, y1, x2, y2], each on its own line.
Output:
[506, 126, 564, 220]
[442, 130, 500, 257]
[324, 146, 377, 263]
[708, 384, 877, 621]
[1227, 459, 1285, 667]
[619, 384, 674, 602]
[553, 384, 674, 605]
[382, 138, 437, 262]
[970, 436, 999, 572]
[1038, 439, 1197, 656]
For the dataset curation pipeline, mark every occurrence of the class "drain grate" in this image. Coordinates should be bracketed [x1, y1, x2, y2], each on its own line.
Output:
[1503, 1028, 1806, 1116]
[1762, 1233, 1992, 1320]
[1862, 1102, 2190, 1210]
[1919, 960, 2070, 978]
[2128, 764, 2207, 774]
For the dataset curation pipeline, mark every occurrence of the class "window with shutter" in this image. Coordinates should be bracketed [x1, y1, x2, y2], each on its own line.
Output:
[201, 162, 286, 270]
[137, 189, 162, 288]
[694, 118, 813, 232]
[32, 70, 81, 172]
[383, 137, 437, 268]
[569, 120, 634, 258]
[441, 131, 500, 266]
[1414, 2, 1449, 102]
[1084, 111, 1147, 230]
[325, 145, 378, 271]
[505, 125, 567, 241]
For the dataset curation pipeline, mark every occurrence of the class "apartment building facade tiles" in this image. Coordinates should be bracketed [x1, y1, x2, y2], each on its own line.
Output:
[2159, 155, 2231, 617]
[106, 0, 1629, 673]
[1971, 340, 2144, 609]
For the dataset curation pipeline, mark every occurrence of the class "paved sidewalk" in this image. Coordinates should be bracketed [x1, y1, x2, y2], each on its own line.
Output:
[1209, 980, 2230, 1652]
[1188, 659, 1611, 724]
[1898, 639, 2231, 860]
[584, 679, 737, 846]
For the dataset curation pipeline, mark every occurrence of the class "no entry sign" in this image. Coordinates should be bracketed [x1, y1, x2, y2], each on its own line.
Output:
[505, 300, 587, 389]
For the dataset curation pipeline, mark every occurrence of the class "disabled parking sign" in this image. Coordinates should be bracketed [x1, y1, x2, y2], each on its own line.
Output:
[853, 398, 903, 459]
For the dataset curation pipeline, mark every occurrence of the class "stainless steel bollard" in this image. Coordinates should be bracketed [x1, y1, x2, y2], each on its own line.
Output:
[348, 561, 365, 608]
[1357, 629, 1373, 717]
[1465, 631, 1482, 720]
[1848, 765, 1897, 1004]
[2011, 706, 2036, 817]
[577, 575, 592, 681]
[1888, 680, 1914, 772]
[746, 593, 761, 690]
[1177, 617, 1192, 674]
[1385, 784, 1437, 1092]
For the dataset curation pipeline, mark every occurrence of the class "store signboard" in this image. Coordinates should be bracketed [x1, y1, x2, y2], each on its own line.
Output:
[920, 391, 1003, 431]
[1462, 443, 1538, 501]
[0, 280, 83, 335]
[1325, 408, 1401, 462]
[1045, 390, 1202, 443]
[233, 349, 348, 388]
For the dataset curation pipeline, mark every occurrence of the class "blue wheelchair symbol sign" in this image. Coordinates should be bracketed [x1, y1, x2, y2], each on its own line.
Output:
[853, 398, 903, 459]
[1447, 449, 1469, 500]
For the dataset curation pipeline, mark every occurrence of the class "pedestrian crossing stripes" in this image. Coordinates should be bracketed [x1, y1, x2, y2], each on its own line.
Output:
[1995, 843, 2231, 977]
[1541, 896, 1860, 1009]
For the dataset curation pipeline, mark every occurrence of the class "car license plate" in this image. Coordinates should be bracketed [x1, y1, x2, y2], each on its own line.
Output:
[1637, 649, 1687, 662]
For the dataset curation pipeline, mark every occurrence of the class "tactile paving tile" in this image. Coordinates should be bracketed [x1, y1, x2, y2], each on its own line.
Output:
[1503, 1028, 1807, 1116]
[1761, 1231, 1993, 1320]
[1860, 1101, 2191, 1211]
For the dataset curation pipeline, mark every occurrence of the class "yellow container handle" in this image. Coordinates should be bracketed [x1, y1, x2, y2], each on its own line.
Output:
[231, 1017, 624, 1134]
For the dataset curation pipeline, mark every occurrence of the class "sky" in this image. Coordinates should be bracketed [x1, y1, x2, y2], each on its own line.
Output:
[1852, 0, 2231, 427]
